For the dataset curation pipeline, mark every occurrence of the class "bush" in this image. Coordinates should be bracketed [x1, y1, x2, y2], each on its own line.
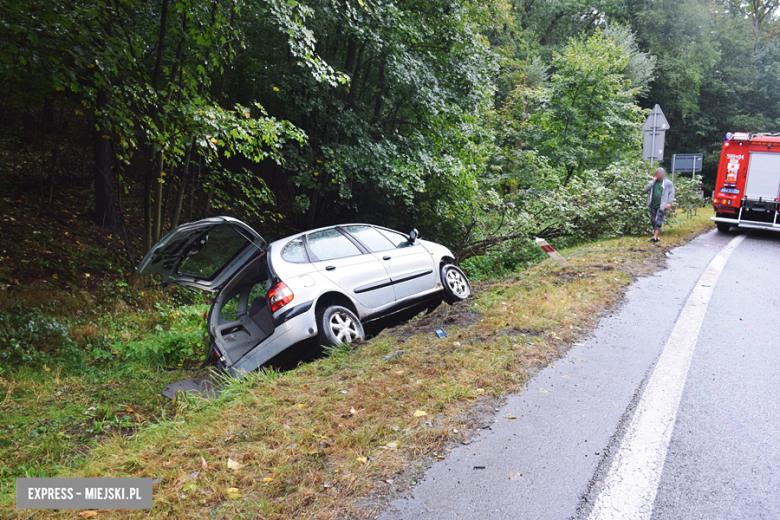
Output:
[672, 174, 706, 218]
[452, 159, 654, 278]
[0, 311, 83, 372]
[113, 305, 208, 367]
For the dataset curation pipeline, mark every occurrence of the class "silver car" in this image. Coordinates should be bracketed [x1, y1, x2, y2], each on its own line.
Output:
[137, 217, 471, 379]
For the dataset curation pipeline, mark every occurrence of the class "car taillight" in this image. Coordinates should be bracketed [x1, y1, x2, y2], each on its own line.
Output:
[713, 198, 733, 205]
[268, 282, 294, 312]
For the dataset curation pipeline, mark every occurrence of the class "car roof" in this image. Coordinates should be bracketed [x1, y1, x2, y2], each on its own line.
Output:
[268, 223, 402, 249]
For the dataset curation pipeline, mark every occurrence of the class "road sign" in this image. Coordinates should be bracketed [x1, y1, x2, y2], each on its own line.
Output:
[672, 154, 702, 173]
[642, 105, 669, 131]
[643, 130, 665, 163]
[642, 105, 668, 164]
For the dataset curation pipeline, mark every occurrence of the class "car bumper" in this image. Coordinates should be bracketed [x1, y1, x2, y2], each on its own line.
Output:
[711, 215, 780, 231]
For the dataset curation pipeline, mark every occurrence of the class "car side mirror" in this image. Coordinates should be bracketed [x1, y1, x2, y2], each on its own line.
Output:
[409, 229, 418, 243]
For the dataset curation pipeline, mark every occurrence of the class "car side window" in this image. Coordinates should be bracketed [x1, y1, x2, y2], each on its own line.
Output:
[281, 238, 308, 263]
[343, 225, 396, 253]
[306, 228, 362, 261]
[376, 228, 412, 249]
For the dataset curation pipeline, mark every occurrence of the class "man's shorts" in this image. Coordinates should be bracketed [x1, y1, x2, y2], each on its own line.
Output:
[649, 207, 666, 230]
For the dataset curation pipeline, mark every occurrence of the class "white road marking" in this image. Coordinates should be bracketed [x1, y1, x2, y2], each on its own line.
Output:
[588, 234, 746, 520]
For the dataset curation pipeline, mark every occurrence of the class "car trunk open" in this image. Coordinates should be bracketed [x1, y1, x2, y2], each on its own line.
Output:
[138, 217, 276, 396]
[137, 216, 267, 292]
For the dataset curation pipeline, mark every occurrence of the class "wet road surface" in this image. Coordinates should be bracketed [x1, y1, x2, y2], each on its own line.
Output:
[377, 229, 780, 520]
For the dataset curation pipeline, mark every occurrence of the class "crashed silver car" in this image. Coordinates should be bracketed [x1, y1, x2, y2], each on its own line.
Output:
[137, 217, 471, 381]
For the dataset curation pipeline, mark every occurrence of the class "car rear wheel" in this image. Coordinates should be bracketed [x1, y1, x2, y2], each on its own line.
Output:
[716, 222, 731, 233]
[441, 264, 471, 304]
[317, 305, 365, 347]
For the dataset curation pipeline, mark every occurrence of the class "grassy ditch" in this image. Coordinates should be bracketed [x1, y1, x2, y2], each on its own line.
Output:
[3, 209, 715, 519]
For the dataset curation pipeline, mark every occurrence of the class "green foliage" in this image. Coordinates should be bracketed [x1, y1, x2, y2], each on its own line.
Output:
[112, 304, 208, 366]
[3, 0, 778, 303]
[0, 311, 82, 371]
[455, 159, 652, 269]
[227, 0, 500, 229]
[522, 30, 649, 184]
[671, 174, 707, 221]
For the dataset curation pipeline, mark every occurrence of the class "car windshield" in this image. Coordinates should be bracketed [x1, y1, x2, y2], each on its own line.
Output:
[178, 225, 250, 279]
[377, 228, 412, 248]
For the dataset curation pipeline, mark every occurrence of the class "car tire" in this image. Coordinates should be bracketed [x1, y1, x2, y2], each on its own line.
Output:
[317, 305, 365, 347]
[441, 264, 471, 304]
[716, 222, 731, 233]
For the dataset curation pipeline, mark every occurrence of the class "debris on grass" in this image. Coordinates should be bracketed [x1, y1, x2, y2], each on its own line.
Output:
[383, 350, 404, 360]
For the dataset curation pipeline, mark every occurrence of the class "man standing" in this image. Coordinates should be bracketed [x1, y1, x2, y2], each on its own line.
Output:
[644, 167, 674, 243]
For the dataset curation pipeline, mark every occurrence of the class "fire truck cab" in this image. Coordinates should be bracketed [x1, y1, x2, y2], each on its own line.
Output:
[712, 132, 780, 232]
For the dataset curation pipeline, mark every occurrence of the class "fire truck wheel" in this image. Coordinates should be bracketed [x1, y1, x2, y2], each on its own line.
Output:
[716, 222, 731, 233]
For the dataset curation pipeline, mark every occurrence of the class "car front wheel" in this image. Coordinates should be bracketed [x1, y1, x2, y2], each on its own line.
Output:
[317, 305, 365, 347]
[441, 264, 471, 304]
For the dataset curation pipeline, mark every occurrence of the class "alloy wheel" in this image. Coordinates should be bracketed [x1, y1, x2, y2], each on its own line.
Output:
[446, 268, 469, 297]
[329, 311, 359, 343]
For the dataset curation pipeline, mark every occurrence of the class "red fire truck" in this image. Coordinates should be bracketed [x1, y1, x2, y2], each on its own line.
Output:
[712, 132, 780, 232]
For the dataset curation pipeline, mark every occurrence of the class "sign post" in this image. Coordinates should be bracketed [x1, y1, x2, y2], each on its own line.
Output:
[642, 105, 669, 167]
[535, 238, 570, 268]
[671, 153, 703, 181]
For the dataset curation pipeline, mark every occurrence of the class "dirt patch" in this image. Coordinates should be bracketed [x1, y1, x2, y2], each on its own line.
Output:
[386, 299, 480, 343]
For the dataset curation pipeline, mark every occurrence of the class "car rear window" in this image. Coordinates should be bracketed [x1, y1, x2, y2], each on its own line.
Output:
[178, 225, 249, 279]
[306, 228, 362, 261]
[281, 238, 308, 263]
[376, 228, 412, 248]
[343, 225, 396, 252]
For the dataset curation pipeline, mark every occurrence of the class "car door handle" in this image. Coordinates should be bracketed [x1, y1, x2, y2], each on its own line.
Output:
[326, 266, 336, 271]
[383, 256, 391, 261]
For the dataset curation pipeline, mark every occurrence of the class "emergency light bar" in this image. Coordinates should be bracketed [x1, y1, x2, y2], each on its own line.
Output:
[729, 132, 751, 141]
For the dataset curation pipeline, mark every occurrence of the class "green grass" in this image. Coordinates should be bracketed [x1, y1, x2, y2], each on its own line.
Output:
[0, 364, 200, 501]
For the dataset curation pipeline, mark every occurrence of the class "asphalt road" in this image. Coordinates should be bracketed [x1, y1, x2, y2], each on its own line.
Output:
[378, 229, 780, 520]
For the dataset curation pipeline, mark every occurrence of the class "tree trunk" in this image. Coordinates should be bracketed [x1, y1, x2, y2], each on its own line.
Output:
[187, 155, 201, 222]
[151, 152, 164, 244]
[144, 0, 171, 252]
[47, 145, 60, 205]
[373, 60, 386, 121]
[170, 139, 195, 230]
[143, 161, 152, 253]
[93, 89, 119, 229]
[42, 98, 54, 133]
[204, 184, 214, 218]
[162, 162, 174, 231]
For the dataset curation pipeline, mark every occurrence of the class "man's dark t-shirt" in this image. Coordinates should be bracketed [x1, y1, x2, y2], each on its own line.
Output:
[651, 180, 663, 209]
